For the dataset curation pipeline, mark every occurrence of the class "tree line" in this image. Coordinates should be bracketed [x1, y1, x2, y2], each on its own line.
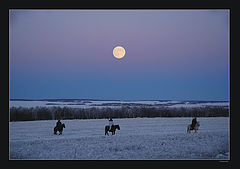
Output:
[9, 106, 229, 122]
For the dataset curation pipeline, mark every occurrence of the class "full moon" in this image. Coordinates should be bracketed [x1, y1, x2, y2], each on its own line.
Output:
[113, 46, 126, 59]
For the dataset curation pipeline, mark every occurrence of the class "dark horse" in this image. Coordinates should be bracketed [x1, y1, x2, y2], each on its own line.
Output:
[54, 123, 65, 135]
[105, 125, 120, 135]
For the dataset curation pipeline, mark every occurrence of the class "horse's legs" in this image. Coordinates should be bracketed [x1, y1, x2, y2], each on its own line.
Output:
[54, 127, 56, 134]
[105, 129, 109, 135]
[187, 126, 190, 133]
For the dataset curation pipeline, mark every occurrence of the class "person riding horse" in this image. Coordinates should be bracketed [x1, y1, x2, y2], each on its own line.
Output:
[105, 118, 120, 136]
[54, 120, 65, 135]
[191, 117, 197, 129]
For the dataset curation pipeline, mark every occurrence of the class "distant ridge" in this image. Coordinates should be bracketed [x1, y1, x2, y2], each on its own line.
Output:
[10, 99, 229, 102]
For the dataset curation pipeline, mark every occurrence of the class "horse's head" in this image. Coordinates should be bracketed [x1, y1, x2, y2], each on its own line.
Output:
[197, 122, 200, 126]
[62, 123, 65, 128]
[116, 125, 120, 130]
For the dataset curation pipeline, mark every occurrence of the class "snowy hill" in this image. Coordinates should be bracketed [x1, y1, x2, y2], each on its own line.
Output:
[9, 99, 229, 109]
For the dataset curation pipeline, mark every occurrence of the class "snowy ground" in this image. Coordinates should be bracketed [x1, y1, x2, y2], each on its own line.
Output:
[9, 100, 229, 109]
[9, 117, 230, 160]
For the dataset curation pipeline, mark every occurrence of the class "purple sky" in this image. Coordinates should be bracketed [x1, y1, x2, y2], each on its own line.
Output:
[9, 10, 229, 101]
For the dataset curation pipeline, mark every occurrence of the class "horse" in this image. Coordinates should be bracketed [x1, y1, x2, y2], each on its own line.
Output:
[54, 123, 65, 135]
[187, 122, 200, 133]
[105, 124, 120, 135]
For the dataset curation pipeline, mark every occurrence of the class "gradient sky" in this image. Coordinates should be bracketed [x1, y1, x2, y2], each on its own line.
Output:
[9, 10, 229, 101]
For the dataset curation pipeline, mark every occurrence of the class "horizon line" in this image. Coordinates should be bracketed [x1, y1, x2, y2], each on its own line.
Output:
[9, 98, 229, 102]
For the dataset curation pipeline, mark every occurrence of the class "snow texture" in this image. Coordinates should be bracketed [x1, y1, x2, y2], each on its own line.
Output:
[9, 100, 229, 109]
[9, 117, 229, 160]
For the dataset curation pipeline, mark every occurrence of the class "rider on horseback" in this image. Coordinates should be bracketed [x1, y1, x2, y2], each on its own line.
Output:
[56, 119, 62, 129]
[109, 118, 114, 131]
[191, 117, 197, 129]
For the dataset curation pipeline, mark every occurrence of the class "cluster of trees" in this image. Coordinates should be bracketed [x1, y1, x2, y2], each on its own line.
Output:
[9, 106, 229, 122]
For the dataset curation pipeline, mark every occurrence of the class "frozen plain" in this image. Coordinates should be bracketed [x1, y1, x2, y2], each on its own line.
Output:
[9, 117, 229, 160]
[9, 100, 229, 109]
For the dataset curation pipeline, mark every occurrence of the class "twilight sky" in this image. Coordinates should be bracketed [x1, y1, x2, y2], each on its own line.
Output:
[9, 10, 229, 101]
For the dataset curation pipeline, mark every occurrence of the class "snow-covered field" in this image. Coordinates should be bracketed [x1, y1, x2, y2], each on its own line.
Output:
[9, 117, 230, 160]
[9, 100, 229, 109]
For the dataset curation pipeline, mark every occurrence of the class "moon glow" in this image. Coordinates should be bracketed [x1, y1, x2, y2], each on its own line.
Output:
[113, 46, 126, 59]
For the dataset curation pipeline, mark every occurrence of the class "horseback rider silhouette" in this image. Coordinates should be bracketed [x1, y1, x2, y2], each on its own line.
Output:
[191, 117, 197, 129]
[54, 119, 65, 135]
[56, 119, 62, 129]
